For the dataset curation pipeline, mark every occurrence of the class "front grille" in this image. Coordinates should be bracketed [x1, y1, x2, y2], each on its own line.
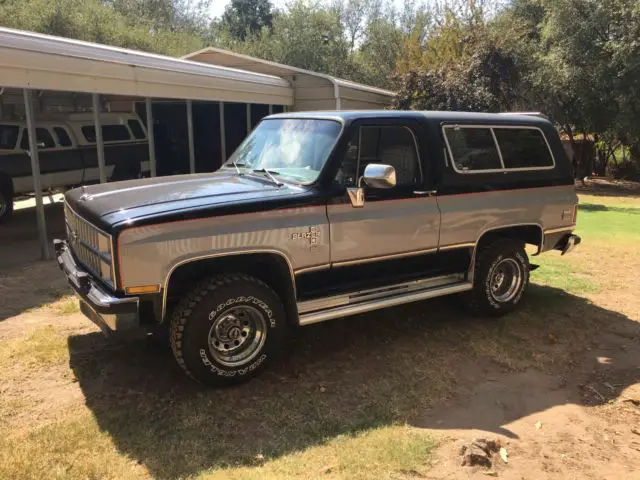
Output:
[64, 202, 113, 286]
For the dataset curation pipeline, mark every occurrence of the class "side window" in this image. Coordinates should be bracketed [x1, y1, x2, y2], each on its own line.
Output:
[81, 126, 96, 143]
[376, 127, 420, 186]
[445, 127, 502, 172]
[0, 125, 19, 150]
[127, 119, 146, 140]
[335, 129, 360, 187]
[81, 124, 131, 143]
[53, 127, 72, 147]
[20, 127, 56, 150]
[335, 126, 421, 187]
[102, 125, 131, 142]
[494, 128, 554, 169]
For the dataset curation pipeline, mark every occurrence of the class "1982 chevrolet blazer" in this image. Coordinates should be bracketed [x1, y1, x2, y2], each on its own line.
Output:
[55, 110, 581, 385]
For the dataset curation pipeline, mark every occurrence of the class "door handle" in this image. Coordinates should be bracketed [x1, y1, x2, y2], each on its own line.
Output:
[414, 190, 437, 197]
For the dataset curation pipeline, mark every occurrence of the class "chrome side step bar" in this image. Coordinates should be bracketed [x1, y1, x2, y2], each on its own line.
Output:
[298, 274, 472, 326]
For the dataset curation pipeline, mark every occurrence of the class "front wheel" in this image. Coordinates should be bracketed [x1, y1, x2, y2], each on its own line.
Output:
[465, 239, 530, 316]
[170, 274, 287, 386]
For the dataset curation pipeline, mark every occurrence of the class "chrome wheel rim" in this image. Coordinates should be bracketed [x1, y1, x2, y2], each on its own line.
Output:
[490, 258, 523, 303]
[207, 305, 267, 367]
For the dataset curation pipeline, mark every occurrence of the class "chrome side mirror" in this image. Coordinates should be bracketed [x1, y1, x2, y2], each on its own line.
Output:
[347, 163, 396, 208]
[363, 163, 396, 189]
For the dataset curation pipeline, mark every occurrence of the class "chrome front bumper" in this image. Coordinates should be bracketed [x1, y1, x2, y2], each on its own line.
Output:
[54, 239, 139, 334]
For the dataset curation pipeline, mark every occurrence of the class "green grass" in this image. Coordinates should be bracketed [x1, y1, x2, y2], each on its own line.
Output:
[197, 426, 436, 480]
[0, 414, 146, 480]
[576, 197, 640, 240]
[50, 296, 80, 316]
[531, 254, 599, 295]
[0, 415, 435, 480]
[530, 194, 640, 294]
[0, 326, 69, 381]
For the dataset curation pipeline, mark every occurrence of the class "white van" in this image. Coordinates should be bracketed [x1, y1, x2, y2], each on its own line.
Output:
[0, 112, 149, 222]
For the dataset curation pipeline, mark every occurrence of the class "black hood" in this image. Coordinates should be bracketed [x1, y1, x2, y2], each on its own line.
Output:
[65, 171, 319, 232]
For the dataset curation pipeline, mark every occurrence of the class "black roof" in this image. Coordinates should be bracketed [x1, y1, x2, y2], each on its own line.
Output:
[268, 110, 552, 128]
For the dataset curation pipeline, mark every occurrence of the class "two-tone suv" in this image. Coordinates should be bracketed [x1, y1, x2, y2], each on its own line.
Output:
[55, 111, 581, 386]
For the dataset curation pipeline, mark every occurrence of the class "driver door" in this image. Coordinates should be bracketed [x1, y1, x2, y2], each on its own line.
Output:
[327, 119, 440, 265]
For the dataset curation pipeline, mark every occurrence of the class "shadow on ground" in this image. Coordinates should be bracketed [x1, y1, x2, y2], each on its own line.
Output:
[0, 201, 65, 270]
[0, 202, 71, 321]
[68, 285, 640, 479]
[579, 203, 640, 214]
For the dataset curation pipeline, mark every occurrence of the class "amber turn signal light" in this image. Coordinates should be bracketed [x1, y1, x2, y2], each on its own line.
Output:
[125, 284, 160, 295]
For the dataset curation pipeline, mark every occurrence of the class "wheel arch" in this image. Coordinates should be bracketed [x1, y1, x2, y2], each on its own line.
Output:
[469, 223, 542, 280]
[476, 223, 544, 253]
[163, 250, 298, 326]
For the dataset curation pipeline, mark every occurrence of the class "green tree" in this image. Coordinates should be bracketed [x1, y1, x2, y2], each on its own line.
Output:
[238, 1, 354, 78]
[221, 0, 274, 41]
[502, 0, 640, 176]
[108, 0, 212, 34]
[0, 0, 206, 55]
[394, 0, 518, 111]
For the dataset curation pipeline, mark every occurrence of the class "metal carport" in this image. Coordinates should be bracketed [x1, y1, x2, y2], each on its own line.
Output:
[0, 27, 293, 260]
[184, 47, 395, 112]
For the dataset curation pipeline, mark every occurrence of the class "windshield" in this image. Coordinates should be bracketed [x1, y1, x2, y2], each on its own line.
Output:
[224, 118, 342, 184]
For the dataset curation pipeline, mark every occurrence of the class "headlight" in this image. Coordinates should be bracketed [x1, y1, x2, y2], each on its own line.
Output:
[96, 232, 114, 285]
[97, 232, 111, 257]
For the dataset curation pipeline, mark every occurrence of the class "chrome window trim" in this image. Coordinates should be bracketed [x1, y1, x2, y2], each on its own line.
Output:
[442, 124, 556, 174]
[161, 249, 296, 320]
[490, 128, 506, 169]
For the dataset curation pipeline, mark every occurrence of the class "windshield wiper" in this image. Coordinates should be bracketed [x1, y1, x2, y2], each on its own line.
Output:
[251, 168, 284, 187]
[226, 161, 248, 174]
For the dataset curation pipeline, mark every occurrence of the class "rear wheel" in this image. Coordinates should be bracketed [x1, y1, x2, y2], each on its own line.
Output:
[170, 274, 287, 386]
[465, 239, 529, 316]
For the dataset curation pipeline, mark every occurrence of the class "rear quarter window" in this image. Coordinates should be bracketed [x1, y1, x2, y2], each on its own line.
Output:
[127, 119, 146, 140]
[494, 128, 554, 169]
[53, 127, 72, 147]
[445, 127, 502, 172]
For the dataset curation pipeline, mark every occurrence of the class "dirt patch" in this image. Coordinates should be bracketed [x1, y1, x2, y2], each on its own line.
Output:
[0, 260, 72, 324]
[422, 330, 640, 479]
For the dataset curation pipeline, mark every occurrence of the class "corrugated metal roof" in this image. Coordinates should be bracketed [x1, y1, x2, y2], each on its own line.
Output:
[184, 47, 396, 98]
[0, 27, 293, 105]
